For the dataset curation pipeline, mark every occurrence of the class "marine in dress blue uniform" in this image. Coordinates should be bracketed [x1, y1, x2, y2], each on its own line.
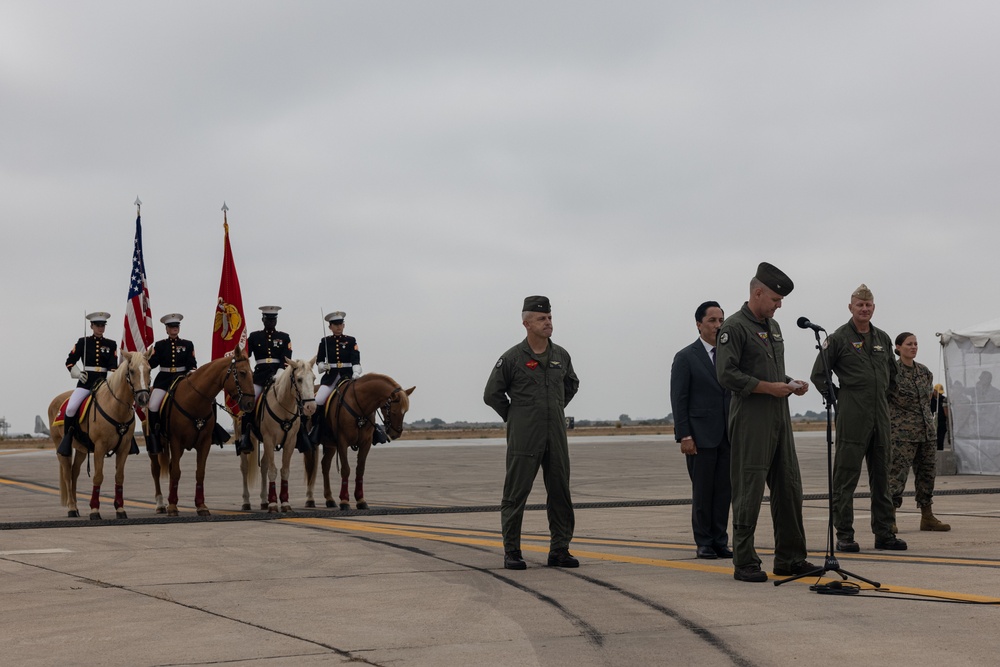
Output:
[238, 306, 293, 453]
[146, 313, 198, 455]
[58, 311, 118, 456]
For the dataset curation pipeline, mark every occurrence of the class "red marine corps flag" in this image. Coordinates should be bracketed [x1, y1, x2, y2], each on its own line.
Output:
[212, 202, 248, 363]
[121, 197, 155, 422]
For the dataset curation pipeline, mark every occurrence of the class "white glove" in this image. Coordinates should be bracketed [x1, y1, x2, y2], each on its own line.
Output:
[70, 367, 88, 383]
[317, 362, 331, 373]
[352, 364, 362, 379]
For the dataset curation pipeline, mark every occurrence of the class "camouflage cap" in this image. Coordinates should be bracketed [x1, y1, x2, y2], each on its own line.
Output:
[522, 295, 551, 313]
[851, 283, 874, 301]
[754, 262, 794, 297]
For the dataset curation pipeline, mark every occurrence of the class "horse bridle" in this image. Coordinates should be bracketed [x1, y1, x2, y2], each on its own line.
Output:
[379, 387, 406, 439]
[338, 382, 404, 443]
[261, 364, 315, 450]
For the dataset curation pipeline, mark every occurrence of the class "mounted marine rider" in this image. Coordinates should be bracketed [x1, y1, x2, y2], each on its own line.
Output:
[146, 313, 197, 455]
[59, 311, 118, 456]
[238, 306, 293, 453]
[309, 310, 387, 445]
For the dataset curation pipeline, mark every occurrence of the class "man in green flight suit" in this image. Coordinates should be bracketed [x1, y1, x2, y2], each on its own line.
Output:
[484, 295, 581, 571]
[716, 263, 814, 583]
[810, 284, 907, 552]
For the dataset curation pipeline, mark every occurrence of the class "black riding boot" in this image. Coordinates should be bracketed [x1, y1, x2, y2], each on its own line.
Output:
[307, 411, 321, 445]
[237, 413, 254, 455]
[372, 423, 388, 445]
[57, 414, 78, 457]
[295, 415, 314, 454]
[146, 412, 163, 455]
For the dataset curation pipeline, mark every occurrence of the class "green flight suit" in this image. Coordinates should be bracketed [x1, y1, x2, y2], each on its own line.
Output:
[716, 303, 807, 571]
[484, 338, 580, 553]
[811, 320, 897, 541]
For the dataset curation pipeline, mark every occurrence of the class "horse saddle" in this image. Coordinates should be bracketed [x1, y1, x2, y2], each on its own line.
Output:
[53, 395, 95, 426]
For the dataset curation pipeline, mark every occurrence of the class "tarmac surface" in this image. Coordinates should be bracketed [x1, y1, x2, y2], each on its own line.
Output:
[2, 432, 1000, 666]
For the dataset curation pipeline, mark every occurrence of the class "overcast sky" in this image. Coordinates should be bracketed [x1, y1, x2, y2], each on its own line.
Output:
[3, 1, 999, 434]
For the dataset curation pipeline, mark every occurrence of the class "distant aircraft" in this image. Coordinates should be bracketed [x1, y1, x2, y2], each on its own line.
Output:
[34, 415, 50, 436]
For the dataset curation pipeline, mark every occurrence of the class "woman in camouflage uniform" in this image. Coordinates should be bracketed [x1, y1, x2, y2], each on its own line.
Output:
[888, 332, 950, 532]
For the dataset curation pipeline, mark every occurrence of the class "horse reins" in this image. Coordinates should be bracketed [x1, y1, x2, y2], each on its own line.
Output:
[261, 365, 315, 451]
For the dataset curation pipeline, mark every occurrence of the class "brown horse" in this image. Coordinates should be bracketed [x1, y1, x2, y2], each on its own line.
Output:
[150, 349, 255, 516]
[48, 349, 153, 519]
[304, 373, 414, 510]
[240, 358, 317, 512]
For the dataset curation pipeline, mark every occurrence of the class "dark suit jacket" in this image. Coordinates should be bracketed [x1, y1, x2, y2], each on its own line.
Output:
[670, 339, 729, 447]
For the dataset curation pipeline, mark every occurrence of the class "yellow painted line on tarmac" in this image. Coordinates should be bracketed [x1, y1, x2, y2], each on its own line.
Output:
[286, 517, 1000, 603]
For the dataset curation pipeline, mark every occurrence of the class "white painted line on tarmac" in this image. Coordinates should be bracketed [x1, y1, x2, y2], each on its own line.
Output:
[0, 548, 72, 555]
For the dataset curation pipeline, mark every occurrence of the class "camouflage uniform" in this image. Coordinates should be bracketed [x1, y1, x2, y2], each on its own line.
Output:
[888, 360, 937, 508]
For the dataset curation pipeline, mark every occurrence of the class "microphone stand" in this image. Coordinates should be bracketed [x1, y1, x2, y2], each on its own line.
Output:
[774, 326, 881, 590]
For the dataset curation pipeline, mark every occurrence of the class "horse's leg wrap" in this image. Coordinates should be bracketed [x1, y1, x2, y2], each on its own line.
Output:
[90, 486, 101, 511]
[195, 482, 205, 508]
[354, 477, 364, 502]
[168, 480, 179, 507]
[268, 481, 277, 504]
[114, 484, 124, 510]
[279, 480, 289, 504]
[339, 479, 350, 502]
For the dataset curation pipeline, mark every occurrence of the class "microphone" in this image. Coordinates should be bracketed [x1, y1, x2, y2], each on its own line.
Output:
[797, 317, 826, 333]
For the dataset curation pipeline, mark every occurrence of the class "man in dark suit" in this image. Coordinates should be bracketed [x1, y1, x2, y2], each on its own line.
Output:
[670, 301, 732, 559]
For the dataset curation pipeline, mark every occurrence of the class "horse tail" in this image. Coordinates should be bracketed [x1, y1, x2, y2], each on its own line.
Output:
[245, 436, 260, 487]
[57, 454, 71, 507]
[303, 448, 316, 486]
[157, 450, 170, 480]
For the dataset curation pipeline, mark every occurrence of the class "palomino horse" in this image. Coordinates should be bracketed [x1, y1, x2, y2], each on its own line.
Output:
[304, 373, 414, 510]
[150, 349, 254, 516]
[239, 358, 317, 512]
[48, 349, 152, 519]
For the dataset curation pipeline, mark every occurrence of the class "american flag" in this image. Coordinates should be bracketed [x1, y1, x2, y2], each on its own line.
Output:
[121, 212, 154, 357]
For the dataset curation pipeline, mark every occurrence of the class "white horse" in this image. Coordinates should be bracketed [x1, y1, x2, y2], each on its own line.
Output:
[48, 349, 153, 519]
[240, 358, 317, 512]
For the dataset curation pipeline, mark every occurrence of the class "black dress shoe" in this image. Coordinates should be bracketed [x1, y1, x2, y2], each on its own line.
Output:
[504, 550, 527, 570]
[714, 545, 733, 559]
[836, 539, 860, 553]
[696, 546, 719, 559]
[733, 564, 768, 582]
[547, 548, 580, 568]
[773, 560, 819, 576]
[874, 536, 908, 551]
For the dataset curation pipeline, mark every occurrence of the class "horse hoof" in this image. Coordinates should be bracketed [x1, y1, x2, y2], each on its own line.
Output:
[241, 503, 251, 511]
[281, 505, 292, 513]
[67, 510, 80, 518]
[167, 508, 179, 517]
[90, 512, 101, 521]
[155, 507, 166, 515]
[356, 501, 369, 510]
[117, 511, 128, 519]
[260, 503, 269, 511]
[304, 500, 316, 508]
[268, 505, 278, 514]
[325, 500, 336, 508]
[339, 502, 350, 511]
[197, 508, 211, 517]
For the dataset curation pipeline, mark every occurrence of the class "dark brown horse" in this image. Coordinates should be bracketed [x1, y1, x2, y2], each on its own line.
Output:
[150, 349, 254, 516]
[48, 349, 152, 519]
[304, 373, 414, 509]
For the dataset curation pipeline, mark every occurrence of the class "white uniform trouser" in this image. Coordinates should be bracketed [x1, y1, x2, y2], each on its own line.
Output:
[66, 388, 91, 417]
[149, 388, 168, 413]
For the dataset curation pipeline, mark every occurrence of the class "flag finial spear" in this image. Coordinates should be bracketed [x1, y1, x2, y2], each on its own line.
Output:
[134, 196, 142, 209]
[221, 201, 229, 213]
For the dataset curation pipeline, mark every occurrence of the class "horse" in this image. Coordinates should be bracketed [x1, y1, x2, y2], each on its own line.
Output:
[150, 349, 255, 516]
[239, 357, 317, 512]
[47, 349, 153, 519]
[303, 373, 414, 510]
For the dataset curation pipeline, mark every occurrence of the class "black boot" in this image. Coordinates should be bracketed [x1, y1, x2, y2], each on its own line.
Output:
[146, 413, 163, 455]
[295, 415, 314, 454]
[372, 423, 388, 445]
[57, 414, 78, 457]
[307, 412, 321, 445]
[236, 413, 254, 455]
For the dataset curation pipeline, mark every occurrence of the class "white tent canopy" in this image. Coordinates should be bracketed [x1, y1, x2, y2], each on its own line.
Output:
[938, 318, 1000, 475]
